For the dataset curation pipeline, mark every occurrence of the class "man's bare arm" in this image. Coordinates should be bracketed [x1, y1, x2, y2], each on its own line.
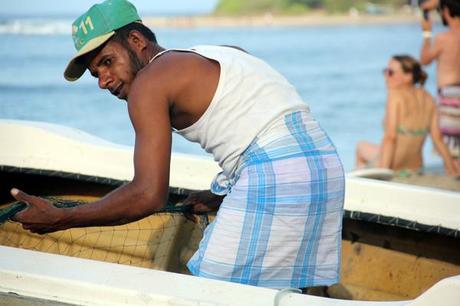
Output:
[64, 71, 173, 227]
[420, 18, 442, 65]
[11, 68, 173, 233]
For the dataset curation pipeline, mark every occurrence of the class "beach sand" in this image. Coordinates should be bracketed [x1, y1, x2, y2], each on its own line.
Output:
[143, 13, 422, 28]
[391, 174, 460, 192]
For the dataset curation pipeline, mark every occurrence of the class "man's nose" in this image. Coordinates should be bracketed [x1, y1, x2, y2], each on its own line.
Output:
[98, 70, 112, 89]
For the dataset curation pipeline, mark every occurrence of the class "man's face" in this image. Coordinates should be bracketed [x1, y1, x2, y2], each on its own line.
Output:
[87, 39, 140, 101]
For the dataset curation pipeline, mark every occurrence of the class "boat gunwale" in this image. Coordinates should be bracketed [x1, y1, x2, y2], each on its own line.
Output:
[344, 210, 459, 238]
[1, 165, 458, 238]
[0, 165, 193, 196]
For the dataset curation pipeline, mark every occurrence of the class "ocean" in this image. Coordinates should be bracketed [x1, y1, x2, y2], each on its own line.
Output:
[0, 17, 445, 171]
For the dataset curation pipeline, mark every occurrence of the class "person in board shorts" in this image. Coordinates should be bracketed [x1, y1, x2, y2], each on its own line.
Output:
[420, 0, 460, 158]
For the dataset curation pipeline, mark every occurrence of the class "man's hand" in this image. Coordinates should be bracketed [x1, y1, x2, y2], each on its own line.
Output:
[10, 188, 66, 234]
[183, 190, 224, 214]
[419, 0, 437, 32]
[420, 0, 438, 11]
[421, 13, 433, 32]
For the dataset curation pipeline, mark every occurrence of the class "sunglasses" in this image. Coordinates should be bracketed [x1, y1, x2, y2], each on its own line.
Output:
[383, 68, 395, 77]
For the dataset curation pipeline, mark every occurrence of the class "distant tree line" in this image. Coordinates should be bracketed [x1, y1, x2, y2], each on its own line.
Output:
[214, 0, 410, 15]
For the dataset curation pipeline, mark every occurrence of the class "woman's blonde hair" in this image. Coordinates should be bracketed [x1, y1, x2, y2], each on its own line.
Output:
[393, 55, 428, 86]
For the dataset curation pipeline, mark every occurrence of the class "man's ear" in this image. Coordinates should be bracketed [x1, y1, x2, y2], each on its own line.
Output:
[443, 6, 452, 19]
[127, 30, 147, 52]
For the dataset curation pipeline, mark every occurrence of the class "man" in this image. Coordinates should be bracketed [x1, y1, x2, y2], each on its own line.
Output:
[420, 0, 460, 158]
[10, 0, 345, 289]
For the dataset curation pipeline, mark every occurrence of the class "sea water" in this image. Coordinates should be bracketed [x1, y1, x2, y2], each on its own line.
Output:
[0, 17, 445, 171]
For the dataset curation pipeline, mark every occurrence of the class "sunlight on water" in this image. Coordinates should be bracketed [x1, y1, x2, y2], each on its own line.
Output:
[0, 18, 71, 35]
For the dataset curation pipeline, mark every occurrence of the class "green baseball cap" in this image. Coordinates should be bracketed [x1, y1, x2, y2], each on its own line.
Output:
[64, 0, 141, 81]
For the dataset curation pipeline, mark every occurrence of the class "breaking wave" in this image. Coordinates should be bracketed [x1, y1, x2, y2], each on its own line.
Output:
[0, 18, 71, 35]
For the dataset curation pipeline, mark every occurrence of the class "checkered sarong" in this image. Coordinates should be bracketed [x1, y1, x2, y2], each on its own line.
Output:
[187, 110, 345, 289]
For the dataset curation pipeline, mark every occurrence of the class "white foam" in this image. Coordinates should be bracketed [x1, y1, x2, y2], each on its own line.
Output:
[0, 19, 71, 35]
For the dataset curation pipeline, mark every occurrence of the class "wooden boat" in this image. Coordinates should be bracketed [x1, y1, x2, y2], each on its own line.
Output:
[0, 119, 459, 305]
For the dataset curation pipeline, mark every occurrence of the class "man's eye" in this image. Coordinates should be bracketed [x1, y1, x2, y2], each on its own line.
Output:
[104, 58, 111, 66]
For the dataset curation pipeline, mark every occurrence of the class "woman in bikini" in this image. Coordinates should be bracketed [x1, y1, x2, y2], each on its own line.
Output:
[356, 55, 459, 176]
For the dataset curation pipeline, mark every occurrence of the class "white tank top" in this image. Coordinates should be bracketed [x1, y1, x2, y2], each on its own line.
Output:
[152, 45, 310, 177]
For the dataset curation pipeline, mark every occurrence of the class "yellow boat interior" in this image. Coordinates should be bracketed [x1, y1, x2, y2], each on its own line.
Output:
[1, 167, 459, 301]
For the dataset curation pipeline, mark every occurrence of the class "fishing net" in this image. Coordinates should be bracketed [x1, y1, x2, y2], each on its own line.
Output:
[0, 196, 209, 274]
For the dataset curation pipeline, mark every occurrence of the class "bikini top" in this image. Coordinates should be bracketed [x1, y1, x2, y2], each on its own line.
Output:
[396, 126, 429, 137]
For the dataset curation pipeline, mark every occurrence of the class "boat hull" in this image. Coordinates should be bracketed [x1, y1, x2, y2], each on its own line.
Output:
[1, 119, 459, 302]
[1, 170, 459, 301]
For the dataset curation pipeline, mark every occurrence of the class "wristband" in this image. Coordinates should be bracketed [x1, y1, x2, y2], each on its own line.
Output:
[423, 31, 432, 39]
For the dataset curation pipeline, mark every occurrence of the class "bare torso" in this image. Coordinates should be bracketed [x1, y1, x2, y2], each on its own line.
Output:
[436, 30, 460, 88]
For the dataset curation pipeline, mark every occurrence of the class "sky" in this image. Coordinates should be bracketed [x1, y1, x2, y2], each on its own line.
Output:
[0, 0, 219, 17]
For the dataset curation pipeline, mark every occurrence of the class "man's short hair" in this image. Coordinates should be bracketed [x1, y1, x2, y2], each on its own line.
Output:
[440, 0, 460, 18]
[112, 22, 157, 44]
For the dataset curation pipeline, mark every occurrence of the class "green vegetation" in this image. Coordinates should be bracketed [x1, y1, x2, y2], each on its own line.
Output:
[214, 0, 410, 15]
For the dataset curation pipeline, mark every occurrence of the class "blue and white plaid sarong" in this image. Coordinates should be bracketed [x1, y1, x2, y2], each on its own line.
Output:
[187, 110, 345, 289]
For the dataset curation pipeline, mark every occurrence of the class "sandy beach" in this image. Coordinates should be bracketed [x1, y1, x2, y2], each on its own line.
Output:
[392, 174, 460, 192]
[143, 13, 422, 28]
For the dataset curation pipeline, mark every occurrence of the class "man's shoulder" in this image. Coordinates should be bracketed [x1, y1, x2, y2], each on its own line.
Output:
[127, 52, 192, 102]
[434, 31, 446, 41]
[134, 51, 198, 82]
[435, 30, 460, 41]
[130, 48, 220, 100]
[145, 50, 215, 74]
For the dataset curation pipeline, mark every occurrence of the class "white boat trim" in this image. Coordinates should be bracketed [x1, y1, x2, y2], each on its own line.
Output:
[344, 176, 460, 232]
[2, 245, 459, 306]
[0, 119, 220, 191]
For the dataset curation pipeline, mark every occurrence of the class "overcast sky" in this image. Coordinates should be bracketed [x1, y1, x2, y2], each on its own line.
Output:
[1, 0, 218, 17]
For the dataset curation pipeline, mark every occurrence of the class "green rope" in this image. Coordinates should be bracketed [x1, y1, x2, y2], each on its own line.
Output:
[0, 202, 27, 224]
[0, 197, 193, 225]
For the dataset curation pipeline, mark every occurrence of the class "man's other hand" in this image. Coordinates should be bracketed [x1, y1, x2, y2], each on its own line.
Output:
[183, 190, 224, 214]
